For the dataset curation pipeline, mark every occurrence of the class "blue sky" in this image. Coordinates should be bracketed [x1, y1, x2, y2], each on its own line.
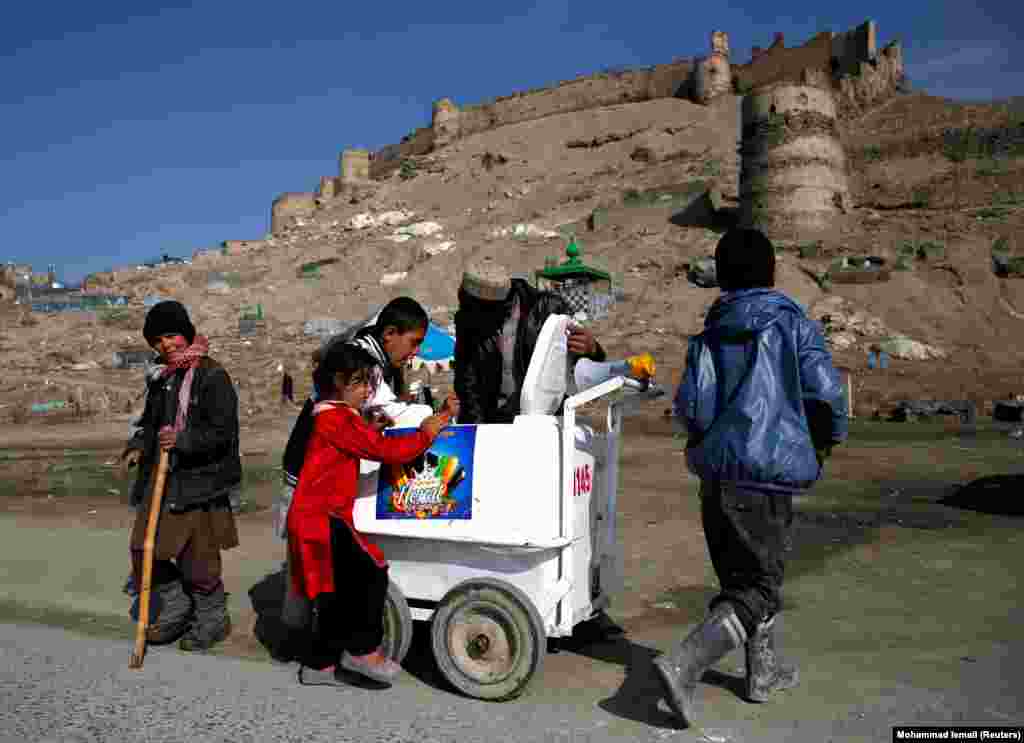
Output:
[2, 1, 1020, 284]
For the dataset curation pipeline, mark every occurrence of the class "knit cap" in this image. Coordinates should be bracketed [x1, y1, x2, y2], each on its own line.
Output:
[143, 301, 196, 345]
[461, 260, 511, 302]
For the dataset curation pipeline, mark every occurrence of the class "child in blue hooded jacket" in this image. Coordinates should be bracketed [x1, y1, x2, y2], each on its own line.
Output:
[655, 228, 848, 727]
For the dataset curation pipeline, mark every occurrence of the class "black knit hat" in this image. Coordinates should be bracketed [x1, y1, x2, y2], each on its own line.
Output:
[715, 228, 776, 292]
[143, 301, 196, 345]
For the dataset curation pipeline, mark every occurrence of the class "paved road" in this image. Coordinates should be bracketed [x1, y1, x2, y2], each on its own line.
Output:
[3, 622, 1022, 743]
[2, 622, 614, 743]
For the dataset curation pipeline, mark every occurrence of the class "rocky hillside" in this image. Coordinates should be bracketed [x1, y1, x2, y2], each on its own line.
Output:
[2, 90, 1023, 424]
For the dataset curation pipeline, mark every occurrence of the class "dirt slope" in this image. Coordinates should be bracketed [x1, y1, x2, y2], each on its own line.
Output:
[2, 90, 1023, 422]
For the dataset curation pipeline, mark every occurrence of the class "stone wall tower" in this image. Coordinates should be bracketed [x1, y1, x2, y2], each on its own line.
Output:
[339, 149, 370, 185]
[739, 83, 853, 244]
[432, 98, 461, 150]
[693, 31, 733, 104]
[271, 192, 316, 235]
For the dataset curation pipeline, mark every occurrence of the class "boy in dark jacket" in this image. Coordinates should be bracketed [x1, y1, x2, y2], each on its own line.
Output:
[454, 260, 606, 425]
[655, 229, 847, 727]
[122, 301, 241, 651]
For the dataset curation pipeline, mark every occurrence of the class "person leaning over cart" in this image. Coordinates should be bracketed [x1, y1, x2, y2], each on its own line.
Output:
[655, 228, 847, 728]
[452, 260, 629, 640]
[121, 300, 241, 652]
[453, 260, 605, 425]
[288, 343, 457, 687]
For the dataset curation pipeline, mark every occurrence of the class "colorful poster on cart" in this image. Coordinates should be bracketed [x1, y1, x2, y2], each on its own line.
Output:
[376, 425, 477, 520]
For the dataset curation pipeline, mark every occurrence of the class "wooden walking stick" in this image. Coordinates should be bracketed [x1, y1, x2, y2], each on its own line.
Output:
[129, 449, 170, 669]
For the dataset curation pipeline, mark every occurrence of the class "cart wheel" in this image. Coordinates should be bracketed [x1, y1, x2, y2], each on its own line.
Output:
[431, 578, 546, 701]
[381, 580, 414, 665]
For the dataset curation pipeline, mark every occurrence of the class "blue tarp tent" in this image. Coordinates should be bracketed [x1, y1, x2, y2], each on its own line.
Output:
[416, 323, 455, 363]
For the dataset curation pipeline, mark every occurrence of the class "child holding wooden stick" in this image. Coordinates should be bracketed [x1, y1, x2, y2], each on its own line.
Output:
[122, 300, 241, 651]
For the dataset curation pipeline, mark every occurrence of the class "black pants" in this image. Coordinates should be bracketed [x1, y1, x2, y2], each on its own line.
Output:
[311, 516, 389, 664]
[700, 480, 794, 637]
[130, 529, 223, 595]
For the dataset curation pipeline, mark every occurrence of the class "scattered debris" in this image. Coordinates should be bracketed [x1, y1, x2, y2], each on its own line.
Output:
[297, 258, 339, 277]
[380, 272, 408, 286]
[423, 240, 456, 256]
[812, 297, 897, 352]
[828, 256, 891, 284]
[889, 400, 975, 423]
[878, 335, 948, 361]
[30, 400, 67, 413]
[391, 221, 444, 240]
[489, 223, 561, 240]
[346, 210, 415, 230]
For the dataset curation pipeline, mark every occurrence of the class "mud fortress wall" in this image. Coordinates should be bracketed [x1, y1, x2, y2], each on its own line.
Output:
[733, 21, 904, 116]
[338, 20, 898, 185]
[369, 60, 694, 178]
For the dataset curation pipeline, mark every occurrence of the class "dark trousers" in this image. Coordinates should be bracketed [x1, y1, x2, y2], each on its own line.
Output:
[131, 537, 222, 595]
[311, 516, 389, 664]
[700, 480, 794, 637]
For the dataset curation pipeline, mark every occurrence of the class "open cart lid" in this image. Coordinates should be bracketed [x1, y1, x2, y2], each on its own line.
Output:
[520, 313, 573, 415]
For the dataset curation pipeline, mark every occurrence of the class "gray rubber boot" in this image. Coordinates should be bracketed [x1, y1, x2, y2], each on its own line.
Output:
[745, 615, 799, 702]
[179, 586, 231, 652]
[652, 602, 748, 728]
[130, 580, 192, 645]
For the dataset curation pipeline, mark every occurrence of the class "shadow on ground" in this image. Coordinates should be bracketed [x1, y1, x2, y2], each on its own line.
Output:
[248, 569, 317, 666]
[247, 569, 452, 691]
[669, 201, 739, 233]
[546, 607, 746, 730]
[939, 474, 1024, 516]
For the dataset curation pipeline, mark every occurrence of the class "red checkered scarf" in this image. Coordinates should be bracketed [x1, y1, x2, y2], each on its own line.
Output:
[159, 335, 210, 432]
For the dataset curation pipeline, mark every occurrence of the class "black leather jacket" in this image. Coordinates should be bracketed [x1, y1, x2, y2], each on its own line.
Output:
[454, 279, 605, 424]
[126, 358, 242, 510]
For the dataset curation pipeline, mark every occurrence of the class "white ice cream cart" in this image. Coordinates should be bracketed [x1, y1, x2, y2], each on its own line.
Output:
[352, 315, 662, 700]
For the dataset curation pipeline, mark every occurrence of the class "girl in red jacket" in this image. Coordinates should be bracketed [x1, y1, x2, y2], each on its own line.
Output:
[288, 343, 457, 687]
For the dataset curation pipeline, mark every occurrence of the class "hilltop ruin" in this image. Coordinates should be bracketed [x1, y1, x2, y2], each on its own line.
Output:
[363, 20, 902, 179]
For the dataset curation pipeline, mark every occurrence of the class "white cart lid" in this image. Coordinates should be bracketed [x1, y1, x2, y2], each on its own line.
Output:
[520, 313, 573, 415]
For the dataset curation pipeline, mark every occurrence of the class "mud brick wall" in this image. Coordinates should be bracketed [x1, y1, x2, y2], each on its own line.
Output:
[733, 32, 834, 91]
[835, 41, 905, 117]
[369, 127, 435, 179]
[363, 19, 900, 177]
[221, 240, 266, 256]
[454, 61, 694, 140]
[371, 60, 694, 169]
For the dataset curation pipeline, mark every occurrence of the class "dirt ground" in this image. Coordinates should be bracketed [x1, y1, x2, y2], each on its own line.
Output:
[2, 407, 1023, 737]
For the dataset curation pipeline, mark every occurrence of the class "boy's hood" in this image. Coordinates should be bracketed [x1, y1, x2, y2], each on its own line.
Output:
[351, 332, 389, 369]
[704, 289, 806, 338]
